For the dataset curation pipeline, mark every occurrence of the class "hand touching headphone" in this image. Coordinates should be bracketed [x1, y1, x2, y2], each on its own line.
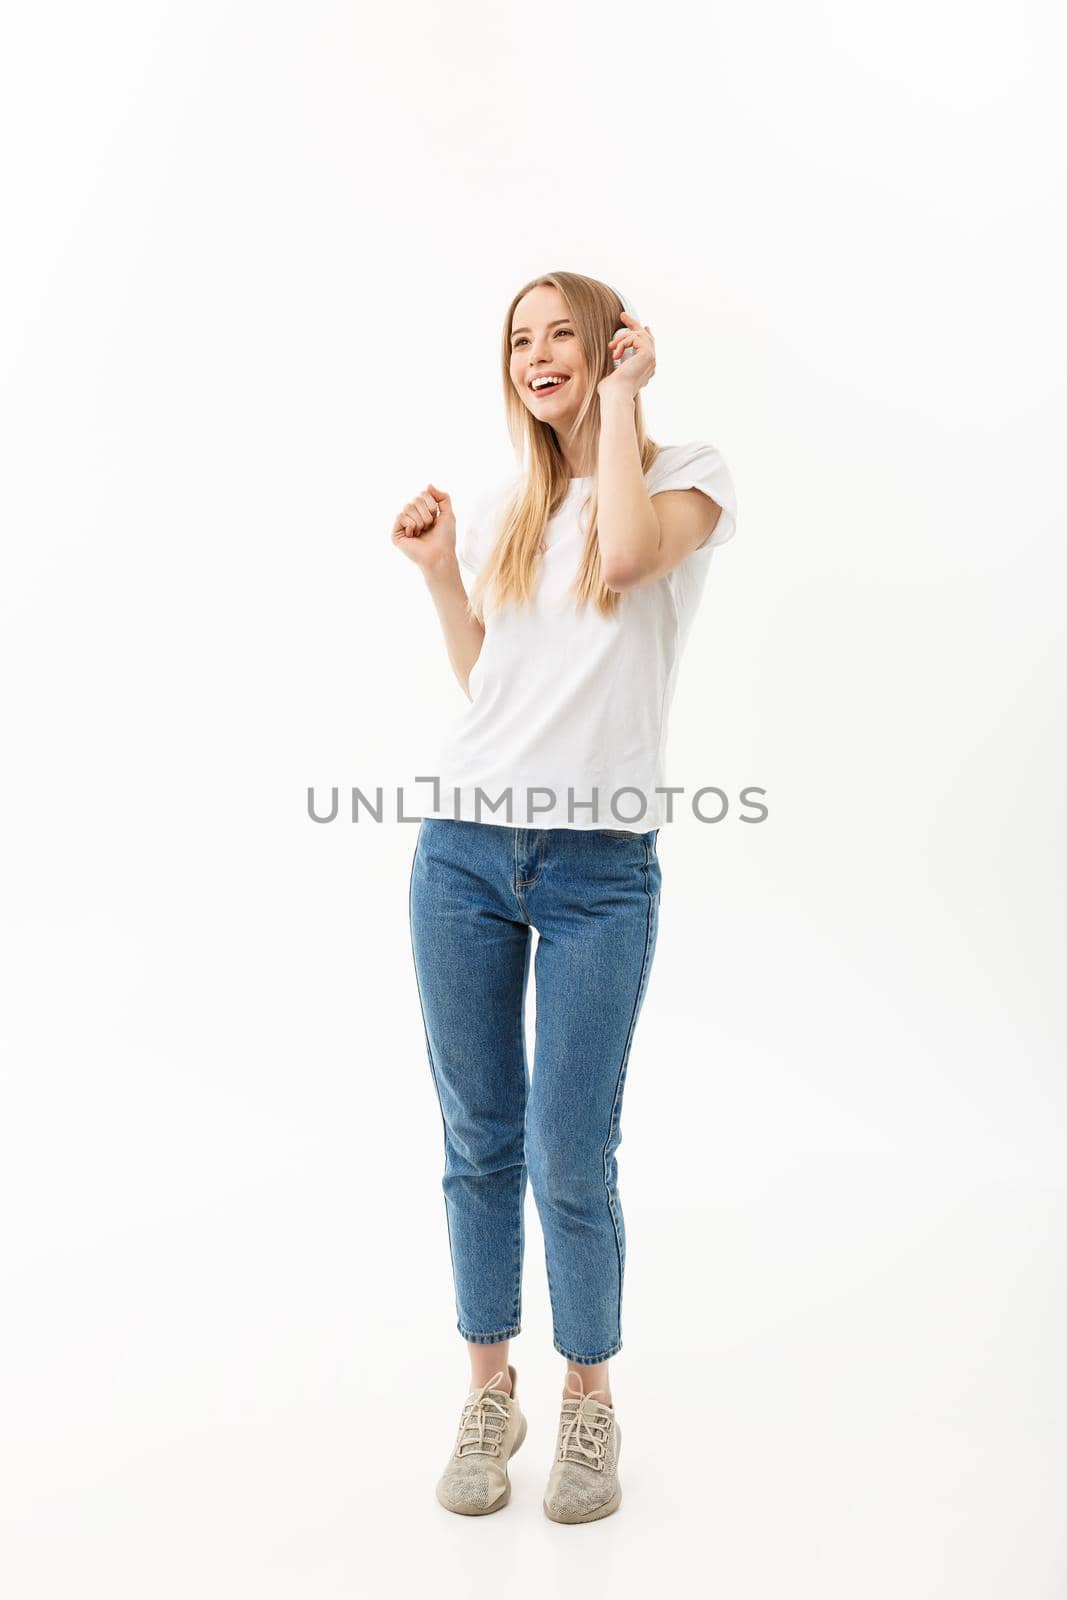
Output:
[602, 284, 655, 396]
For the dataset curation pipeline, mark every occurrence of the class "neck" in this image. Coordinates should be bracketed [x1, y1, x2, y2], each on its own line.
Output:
[560, 446, 596, 479]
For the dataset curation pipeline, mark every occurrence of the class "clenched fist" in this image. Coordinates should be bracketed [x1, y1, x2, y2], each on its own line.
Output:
[391, 483, 457, 573]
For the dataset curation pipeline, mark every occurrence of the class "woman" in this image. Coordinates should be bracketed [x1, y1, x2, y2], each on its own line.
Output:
[392, 271, 737, 1522]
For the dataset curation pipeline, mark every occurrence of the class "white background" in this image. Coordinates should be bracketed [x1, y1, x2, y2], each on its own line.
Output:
[2, 2, 1065, 1595]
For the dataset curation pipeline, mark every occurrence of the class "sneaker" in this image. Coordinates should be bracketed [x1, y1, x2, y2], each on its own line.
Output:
[435, 1364, 527, 1516]
[543, 1371, 622, 1523]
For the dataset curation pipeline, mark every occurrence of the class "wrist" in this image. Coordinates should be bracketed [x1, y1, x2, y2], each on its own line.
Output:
[422, 553, 463, 590]
[598, 387, 637, 412]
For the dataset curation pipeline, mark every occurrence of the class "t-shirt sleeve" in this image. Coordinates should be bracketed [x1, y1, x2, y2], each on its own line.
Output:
[456, 498, 486, 575]
[457, 479, 513, 576]
[647, 441, 737, 552]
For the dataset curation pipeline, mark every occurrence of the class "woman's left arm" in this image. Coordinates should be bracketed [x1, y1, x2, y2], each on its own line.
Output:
[596, 314, 722, 591]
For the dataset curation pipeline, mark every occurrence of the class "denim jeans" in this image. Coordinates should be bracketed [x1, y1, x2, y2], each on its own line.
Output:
[408, 818, 662, 1364]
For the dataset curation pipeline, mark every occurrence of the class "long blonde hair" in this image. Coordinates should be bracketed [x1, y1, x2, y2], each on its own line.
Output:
[466, 271, 662, 622]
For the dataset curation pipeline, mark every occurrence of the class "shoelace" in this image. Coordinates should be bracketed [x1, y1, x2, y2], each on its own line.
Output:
[557, 1370, 612, 1468]
[454, 1369, 511, 1458]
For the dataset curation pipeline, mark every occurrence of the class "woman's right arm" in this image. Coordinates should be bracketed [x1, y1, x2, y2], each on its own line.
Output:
[422, 559, 484, 700]
[392, 481, 485, 700]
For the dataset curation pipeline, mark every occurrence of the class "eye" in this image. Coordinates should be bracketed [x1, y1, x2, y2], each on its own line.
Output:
[511, 328, 574, 350]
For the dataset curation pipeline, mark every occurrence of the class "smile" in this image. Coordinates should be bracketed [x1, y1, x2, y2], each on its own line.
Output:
[529, 376, 571, 397]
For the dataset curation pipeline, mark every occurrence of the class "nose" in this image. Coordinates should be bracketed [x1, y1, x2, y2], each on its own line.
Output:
[528, 346, 558, 377]
[527, 332, 557, 362]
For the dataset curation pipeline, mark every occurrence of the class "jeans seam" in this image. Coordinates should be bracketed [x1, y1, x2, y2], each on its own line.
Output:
[409, 830, 460, 1318]
[510, 1162, 523, 1326]
[460, 1325, 523, 1343]
[601, 840, 658, 1353]
[554, 1338, 624, 1364]
[514, 829, 545, 891]
[513, 934, 533, 1327]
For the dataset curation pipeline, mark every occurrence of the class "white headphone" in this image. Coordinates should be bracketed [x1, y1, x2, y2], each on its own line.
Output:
[611, 285, 642, 366]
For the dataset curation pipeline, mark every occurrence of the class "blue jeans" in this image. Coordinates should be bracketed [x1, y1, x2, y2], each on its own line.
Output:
[408, 818, 662, 1364]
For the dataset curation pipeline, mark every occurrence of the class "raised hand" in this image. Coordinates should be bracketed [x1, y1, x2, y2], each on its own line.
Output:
[391, 482, 457, 571]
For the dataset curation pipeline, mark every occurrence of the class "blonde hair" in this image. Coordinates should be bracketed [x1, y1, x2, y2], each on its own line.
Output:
[466, 270, 662, 622]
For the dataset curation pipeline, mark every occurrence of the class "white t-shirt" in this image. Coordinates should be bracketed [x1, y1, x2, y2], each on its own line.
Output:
[417, 440, 737, 832]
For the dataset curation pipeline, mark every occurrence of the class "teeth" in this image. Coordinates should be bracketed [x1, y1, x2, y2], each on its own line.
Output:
[531, 376, 567, 390]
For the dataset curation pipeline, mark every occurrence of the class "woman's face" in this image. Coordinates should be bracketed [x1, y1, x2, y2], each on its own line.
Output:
[509, 285, 590, 427]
